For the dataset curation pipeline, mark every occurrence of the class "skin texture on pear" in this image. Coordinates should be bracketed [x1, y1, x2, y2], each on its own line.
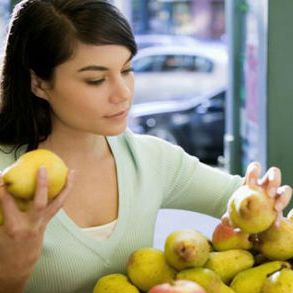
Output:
[228, 185, 277, 233]
[127, 247, 176, 292]
[256, 217, 293, 260]
[2, 149, 68, 200]
[149, 280, 207, 293]
[93, 274, 139, 293]
[260, 268, 293, 293]
[204, 249, 254, 284]
[164, 229, 211, 271]
[176, 267, 235, 293]
[211, 222, 252, 251]
[230, 261, 291, 293]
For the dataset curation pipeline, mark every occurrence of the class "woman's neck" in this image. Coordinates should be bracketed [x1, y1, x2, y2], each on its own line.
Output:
[38, 127, 110, 166]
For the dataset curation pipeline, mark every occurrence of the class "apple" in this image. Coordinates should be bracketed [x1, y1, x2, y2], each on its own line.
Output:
[148, 280, 206, 293]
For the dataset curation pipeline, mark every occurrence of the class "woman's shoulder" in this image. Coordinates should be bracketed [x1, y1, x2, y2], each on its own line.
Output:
[0, 145, 17, 170]
[116, 128, 186, 155]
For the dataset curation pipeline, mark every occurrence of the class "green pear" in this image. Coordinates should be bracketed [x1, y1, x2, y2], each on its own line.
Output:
[211, 222, 252, 251]
[164, 229, 211, 270]
[177, 267, 235, 293]
[204, 249, 254, 284]
[255, 217, 293, 260]
[260, 268, 293, 293]
[93, 273, 139, 293]
[2, 149, 68, 200]
[228, 185, 277, 233]
[127, 247, 176, 292]
[230, 261, 290, 293]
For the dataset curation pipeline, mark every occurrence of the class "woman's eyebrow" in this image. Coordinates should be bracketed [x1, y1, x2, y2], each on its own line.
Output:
[78, 65, 108, 72]
[77, 56, 132, 73]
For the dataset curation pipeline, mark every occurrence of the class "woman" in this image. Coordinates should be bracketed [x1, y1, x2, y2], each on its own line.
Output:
[0, 1, 291, 293]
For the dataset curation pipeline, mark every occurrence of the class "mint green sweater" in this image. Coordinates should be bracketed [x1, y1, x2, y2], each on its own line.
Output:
[0, 130, 243, 293]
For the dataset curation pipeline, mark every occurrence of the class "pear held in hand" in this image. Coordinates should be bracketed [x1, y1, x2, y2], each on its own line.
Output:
[2, 149, 68, 200]
[164, 229, 210, 270]
[228, 185, 277, 233]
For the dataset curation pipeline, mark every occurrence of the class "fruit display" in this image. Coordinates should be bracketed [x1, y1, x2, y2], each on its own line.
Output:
[0, 149, 68, 224]
[92, 185, 293, 293]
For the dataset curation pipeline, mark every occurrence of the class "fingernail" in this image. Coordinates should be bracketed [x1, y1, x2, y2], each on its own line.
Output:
[268, 170, 275, 181]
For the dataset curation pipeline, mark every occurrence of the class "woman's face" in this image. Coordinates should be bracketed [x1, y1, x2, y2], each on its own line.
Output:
[42, 43, 134, 136]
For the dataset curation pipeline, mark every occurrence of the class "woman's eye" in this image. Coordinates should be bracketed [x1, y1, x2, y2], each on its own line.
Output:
[86, 79, 105, 85]
[122, 67, 133, 75]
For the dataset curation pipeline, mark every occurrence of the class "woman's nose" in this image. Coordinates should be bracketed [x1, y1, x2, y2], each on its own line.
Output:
[109, 77, 132, 104]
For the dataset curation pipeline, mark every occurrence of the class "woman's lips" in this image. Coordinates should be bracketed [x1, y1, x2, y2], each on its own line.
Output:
[104, 109, 128, 120]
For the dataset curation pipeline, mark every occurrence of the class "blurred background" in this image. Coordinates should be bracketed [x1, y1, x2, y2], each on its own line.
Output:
[1, 1, 293, 235]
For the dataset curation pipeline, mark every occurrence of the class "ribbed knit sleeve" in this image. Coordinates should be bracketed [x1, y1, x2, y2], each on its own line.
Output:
[123, 131, 243, 219]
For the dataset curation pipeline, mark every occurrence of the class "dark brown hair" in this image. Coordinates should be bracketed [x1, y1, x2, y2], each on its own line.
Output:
[0, 0, 137, 154]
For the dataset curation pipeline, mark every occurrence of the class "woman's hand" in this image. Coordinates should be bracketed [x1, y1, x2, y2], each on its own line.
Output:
[0, 167, 74, 293]
[245, 162, 292, 215]
[222, 162, 292, 227]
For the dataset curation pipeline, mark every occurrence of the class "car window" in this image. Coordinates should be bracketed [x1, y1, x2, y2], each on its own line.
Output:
[133, 54, 213, 73]
[133, 55, 166, 72]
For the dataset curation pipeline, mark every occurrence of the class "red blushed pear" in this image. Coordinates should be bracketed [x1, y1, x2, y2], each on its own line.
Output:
[211, 222, 253, 251]
[149, 280, 207, 293]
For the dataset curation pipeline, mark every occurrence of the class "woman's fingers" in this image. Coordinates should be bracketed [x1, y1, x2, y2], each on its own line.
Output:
[274, 185, 292, 212]
[258, 167, 281, 198]
[244, 162, 262, 188]
[33, 167, 48, 211]
[0, 176, 23, 228]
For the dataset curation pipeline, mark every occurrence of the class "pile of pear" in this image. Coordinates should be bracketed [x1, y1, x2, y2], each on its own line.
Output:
[94, 185, 293, 293]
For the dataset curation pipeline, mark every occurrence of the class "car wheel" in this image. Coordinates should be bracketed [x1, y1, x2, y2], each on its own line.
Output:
[146, 127, 178, 145]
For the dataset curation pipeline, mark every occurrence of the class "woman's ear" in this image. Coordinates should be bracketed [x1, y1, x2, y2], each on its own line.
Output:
[30, 70, 50, 101]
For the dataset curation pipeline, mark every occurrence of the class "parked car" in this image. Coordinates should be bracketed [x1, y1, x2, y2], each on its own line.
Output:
[132, 45, 227, 104]
[128, 88, 226, 163]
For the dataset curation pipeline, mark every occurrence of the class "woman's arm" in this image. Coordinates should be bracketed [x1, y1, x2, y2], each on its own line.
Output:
[0, 168, 74, 293]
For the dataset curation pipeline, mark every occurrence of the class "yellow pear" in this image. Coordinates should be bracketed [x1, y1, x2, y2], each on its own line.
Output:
[177, 267, 235, 293]
[204, 249, 254, 284]
[93, 273, 139, 293]
[127, 247, 176, 292]
[255, 217, 293, 260]
[2, 149, 68, 200]
[230, 261, 290, 293]
[228, 185, 277, 233]
[260, 268, 293, 293]
[164, 229, 211, 270]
